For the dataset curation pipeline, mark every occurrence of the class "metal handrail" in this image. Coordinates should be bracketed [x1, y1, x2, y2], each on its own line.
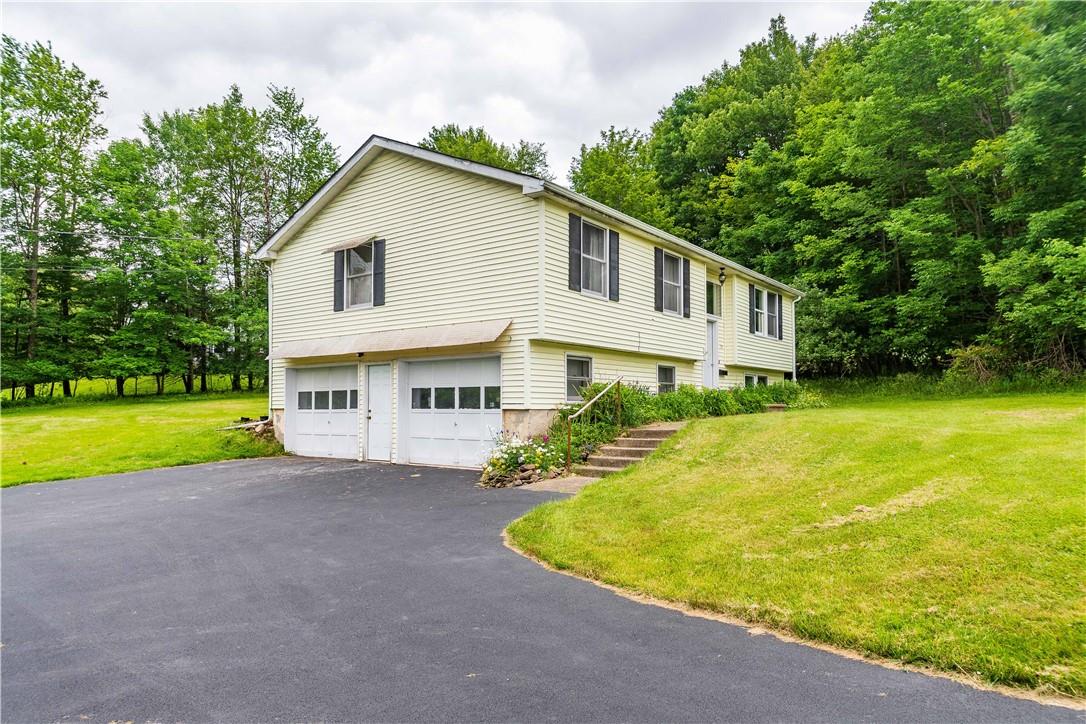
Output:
[565, 376, 623, 472]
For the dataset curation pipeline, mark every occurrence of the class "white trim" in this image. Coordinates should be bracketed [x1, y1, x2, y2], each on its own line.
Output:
[565, 353, 593, 402]
[705, 280, 722, 319]
[661, 249, 683, 317]
[579, 217, 609, 300]
[344, 241, 375, 310]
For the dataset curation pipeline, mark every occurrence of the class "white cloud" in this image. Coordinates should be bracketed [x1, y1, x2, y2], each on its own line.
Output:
[5, 1, 868, 182]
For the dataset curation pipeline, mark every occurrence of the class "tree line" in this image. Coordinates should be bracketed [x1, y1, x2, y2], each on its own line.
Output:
[1, 36, 338, 398]
[3, 1, 1083, 400]
[568, 2, 1084, 377]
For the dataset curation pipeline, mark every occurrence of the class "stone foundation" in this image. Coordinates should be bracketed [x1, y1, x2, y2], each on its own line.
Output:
[501, 408, 557, 439]
[271, 408, 285, 444]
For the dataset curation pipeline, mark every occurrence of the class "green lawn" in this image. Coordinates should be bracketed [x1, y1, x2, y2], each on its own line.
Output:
[2, 393, 282, 486]
[507, 392, 1086, 699]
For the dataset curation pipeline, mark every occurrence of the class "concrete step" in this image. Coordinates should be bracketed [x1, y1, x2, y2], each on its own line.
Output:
[597, 444, 652, 459]
[610, 437, 659, 448]
[626, 428, 677, 440]
[583, 455, 636, 469]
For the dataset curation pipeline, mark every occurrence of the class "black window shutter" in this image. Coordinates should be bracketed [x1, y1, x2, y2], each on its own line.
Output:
[608, 229, 619, 301]
[748, 283, 756, 333]
[568, 213, 582, 292]
[373, 239, 386, 307]
[777, 294, 784, 340]
[653, 248, 663, 312]
[333, 250, 345, 312]
[682, 258, 691, 318]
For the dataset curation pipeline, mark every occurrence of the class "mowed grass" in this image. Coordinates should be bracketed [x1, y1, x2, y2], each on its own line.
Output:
[507, 392, 1086, 698]
[2, 393, 282, 486]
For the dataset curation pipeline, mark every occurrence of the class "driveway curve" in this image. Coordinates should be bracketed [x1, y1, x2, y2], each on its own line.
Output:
[2, 458, 1077, 722]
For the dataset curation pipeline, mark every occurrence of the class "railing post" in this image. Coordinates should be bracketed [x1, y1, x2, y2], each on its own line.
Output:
[565, 415, 572, 473]
[617, 381, 622, 429]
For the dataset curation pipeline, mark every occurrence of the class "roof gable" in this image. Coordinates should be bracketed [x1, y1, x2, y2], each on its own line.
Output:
[255, 134, 802, 298]
[254, 135, 543, 259]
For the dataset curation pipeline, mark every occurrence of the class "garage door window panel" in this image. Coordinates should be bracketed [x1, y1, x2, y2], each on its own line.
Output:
[331, 390, 348, 409]
[298, 391, 313, 410]
[484, 386, 501, 409]
[459, 387, 481, 409]
[434, 387, 455, 409]
[411, 388, 431, 409]
[314, 391, 329, 409]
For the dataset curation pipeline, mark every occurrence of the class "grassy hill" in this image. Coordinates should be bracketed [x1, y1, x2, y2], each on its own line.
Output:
[507, 391, 1086, 699]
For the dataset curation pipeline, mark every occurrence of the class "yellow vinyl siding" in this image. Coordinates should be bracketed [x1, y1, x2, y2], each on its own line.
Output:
[729, 274, 796, 373]
[269, 151, 538, 411]
[530, 341, 698, 406]
[539, 198, 707, 362]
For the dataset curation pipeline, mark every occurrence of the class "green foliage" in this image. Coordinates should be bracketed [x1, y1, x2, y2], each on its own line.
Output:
[2, 36, 339, 396]
[566, 380, 826, 429]
[567, 5, 1086, 376]
[568, 127, 673, 230]
[419, 124, 553, 179]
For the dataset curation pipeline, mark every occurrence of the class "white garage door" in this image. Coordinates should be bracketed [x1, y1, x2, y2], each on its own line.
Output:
[403, 357, 502, 467]
[288, 366, 358, 459]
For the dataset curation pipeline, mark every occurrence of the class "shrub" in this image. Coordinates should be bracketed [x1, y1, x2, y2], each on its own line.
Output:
[479, 431, 565, 487]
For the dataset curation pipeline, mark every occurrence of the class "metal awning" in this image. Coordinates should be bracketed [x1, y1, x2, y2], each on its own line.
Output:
[268, 318, 512, 360]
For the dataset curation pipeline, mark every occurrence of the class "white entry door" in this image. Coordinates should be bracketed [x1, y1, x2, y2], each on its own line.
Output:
[289, 365, 358, 458]
[704, 320, 719, 388]
[366, 364, 392, 461]
[403, 357, 502, 467]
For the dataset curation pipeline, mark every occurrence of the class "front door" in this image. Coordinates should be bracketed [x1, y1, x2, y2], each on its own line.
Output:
[704, 320, 719, 388]
[366, 364, 392, 461]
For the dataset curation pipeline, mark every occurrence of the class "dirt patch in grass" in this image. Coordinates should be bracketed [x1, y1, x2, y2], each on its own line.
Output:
[799, 477, 972, 531]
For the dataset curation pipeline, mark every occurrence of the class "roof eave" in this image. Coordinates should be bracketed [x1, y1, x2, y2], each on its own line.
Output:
[537, 182, 804, 298]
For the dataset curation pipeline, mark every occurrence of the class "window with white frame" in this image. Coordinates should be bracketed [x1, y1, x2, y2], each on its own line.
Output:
[744, 374, 756, 388]
[346, 242, 374, 308]
[706, 281, 721, 317]
[580, 220, 608, 297]
[566, 356, 592, 401]
[752, 286, 781, 337]
[658, 365, 676, 394]
[662, 251, 683, 315]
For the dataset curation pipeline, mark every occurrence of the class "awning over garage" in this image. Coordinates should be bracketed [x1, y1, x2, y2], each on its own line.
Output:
[268, 318, 512, 360]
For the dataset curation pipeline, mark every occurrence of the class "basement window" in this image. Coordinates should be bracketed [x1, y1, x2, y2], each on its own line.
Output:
[658, 365, 676, 394]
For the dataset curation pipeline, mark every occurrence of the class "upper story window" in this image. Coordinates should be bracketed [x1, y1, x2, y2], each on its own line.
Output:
[566, 355, 592, 401]
[750, 284, 782, 338]
[662, 251, 683, 315]
[580, 220, 608, 298]
[706, 281, 721, 317]
[332, 237, 385, 312]
[568, 213, 618, 302]
[346, 242, 373, 308]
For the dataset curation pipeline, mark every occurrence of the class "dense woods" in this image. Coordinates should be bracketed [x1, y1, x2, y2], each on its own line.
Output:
[2, 1, 1082, 399]
[571, 2, 1085, 376]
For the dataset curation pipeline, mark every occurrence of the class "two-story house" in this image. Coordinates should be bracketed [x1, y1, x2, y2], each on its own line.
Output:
[256, 136, 801, 467]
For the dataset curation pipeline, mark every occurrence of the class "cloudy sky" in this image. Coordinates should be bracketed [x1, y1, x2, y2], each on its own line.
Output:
[7, 2, 868, 182]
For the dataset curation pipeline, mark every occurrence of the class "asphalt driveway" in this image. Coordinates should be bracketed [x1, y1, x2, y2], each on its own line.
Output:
[2, 458, 1077, 722]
